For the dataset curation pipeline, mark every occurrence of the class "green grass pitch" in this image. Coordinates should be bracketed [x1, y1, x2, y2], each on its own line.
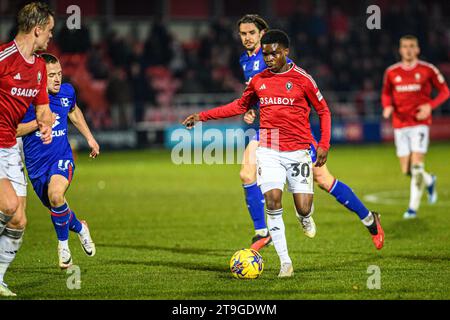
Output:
[4, 143, 450, 299]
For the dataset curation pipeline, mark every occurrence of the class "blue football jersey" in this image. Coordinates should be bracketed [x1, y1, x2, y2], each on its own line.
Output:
[239, 47, 293, 83]
[22, 83, 76, 179]
[239, 47, 267, 83]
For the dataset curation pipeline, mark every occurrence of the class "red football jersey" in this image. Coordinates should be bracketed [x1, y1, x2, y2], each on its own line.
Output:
[381, 60, 449, 129]
[199, 64, 331, 152]
[0, 41, 49, 148]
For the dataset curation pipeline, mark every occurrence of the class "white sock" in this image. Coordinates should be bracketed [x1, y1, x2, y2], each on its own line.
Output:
[422, 170, 433, 187]
[409, 164, 425, 211]
[361, 211, 374, 226]
[255, 228, 268, 236]
[0, 234, 23, 284]
[79, 223, 88, 236]
[59, 240, 69, 250]
[266, 208, 291, 264]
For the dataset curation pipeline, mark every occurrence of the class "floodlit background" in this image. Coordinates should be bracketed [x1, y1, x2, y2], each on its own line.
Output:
[1, 0, 449, 149]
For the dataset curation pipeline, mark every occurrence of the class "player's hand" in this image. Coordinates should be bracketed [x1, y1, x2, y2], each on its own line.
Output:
[243, 109, 256, 125]
[416, 103, 432, 120]
[315, 147, 328, 167]
[182, 113, 200, 129]
[51, 112, 57, 125]
[39, 124, 52, 145]
[382, 106, 393, 119]
[88, 138, 100, 159]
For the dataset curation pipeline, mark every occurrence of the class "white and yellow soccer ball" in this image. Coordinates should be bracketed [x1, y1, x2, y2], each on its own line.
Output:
[229, 248, 264, 279]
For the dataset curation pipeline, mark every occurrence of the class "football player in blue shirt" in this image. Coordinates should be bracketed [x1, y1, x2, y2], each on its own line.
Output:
[236, 15, 272, 251]
[237, 15, 384, 250]
[17, 53, 99, 268]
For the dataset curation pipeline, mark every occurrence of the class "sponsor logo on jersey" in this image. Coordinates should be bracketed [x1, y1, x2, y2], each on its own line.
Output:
[10, 87, 39, 97]
[395, 84, 421, 92]
[35, 128, 67, 138]
[259, 97, 295, 106]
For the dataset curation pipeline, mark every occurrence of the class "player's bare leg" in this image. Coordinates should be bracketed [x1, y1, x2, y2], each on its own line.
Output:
[293, 191, 316, 238]
[404, 152, 437, 219]
[0, 179, 19, 234]
[313, 164, 384, 249]
[241, 140, 271, 251]
[0, 196, 26, 297]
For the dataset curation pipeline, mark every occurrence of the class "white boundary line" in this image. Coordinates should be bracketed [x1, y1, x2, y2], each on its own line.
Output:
[363, 190, 450, 206]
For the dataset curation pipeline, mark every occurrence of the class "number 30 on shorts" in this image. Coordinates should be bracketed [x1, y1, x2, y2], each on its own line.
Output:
[291, 163, 311, 178]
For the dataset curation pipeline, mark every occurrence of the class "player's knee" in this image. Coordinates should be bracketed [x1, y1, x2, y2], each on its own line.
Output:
[1, 197, 19, 216]
[48, 191, 65, 207]
[265, 197, 282, 211]
[295, 202, 312, 216]
[8, 215, 27, 230]
[239, 168, 256, 184]
[315, 175, 333, 191]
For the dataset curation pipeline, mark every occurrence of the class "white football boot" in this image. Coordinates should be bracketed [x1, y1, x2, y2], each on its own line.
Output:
[278, 262, 294, 278]
[78, 220, 96, 257]
[58, 244, 73, 269]
[296, 211, 316, 238]
[0, 282, 16, 297]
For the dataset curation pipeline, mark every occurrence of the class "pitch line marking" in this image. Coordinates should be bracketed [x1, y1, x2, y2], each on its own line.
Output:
[363, 190, 450, 206]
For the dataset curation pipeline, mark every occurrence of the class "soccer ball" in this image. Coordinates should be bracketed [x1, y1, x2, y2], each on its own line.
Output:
[229, 248, 264, 279]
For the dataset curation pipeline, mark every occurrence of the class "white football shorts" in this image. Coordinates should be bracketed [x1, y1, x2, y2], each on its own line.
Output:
[256, 146, 314, 194]
[0, 139, 27, 197]
[394, 125, 429, 157]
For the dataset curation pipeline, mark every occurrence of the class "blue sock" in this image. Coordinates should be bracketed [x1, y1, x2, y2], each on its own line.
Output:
[50, 203, 71, 241]
[69, 210, 83, 233]
[329, 180, 370, 220]
[243, 182, 267, 231]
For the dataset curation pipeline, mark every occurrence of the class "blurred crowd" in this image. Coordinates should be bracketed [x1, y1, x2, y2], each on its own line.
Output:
[11, 1, 449, 129]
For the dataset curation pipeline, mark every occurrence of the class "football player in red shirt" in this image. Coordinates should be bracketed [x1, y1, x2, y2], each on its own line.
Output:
[382, 35, 449, 219]
[0, 2, 54, 296]
[183, 30, 330, 277]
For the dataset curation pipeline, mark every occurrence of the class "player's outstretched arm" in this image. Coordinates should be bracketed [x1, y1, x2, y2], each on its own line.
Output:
[68, 104, 100, 158]
[182, 80, 258, 129]
[182, 113, 200, 129]
[35, 103, 53, 144]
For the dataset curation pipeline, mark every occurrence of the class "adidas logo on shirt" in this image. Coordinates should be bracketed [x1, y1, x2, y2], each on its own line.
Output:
[259, 84, 267, 90]
[13, 73, 21, 80]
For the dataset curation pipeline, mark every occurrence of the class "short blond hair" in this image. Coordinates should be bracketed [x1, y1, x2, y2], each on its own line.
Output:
[400, 35, 419, 45]
[17, 2, 54, 33]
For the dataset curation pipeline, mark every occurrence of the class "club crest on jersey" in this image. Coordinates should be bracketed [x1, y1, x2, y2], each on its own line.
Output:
[61, 98, 70, 107]
[37, 71, 42, 84]
[395, 75, 402, 83]
[415, 73, 421, 81]
[253, 60, 260, 71]
[286, 81, 293, 91]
